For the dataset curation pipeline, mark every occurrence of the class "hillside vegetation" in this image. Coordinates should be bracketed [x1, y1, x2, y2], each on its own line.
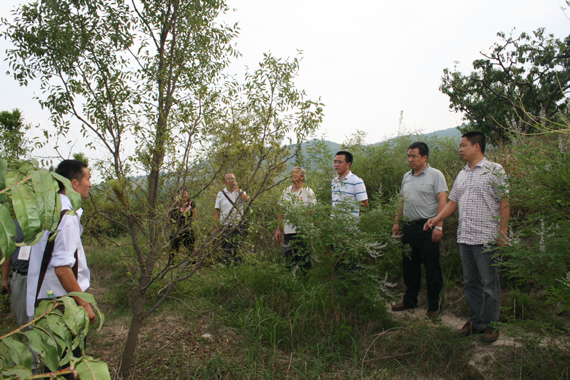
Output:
[39, 131, 568, 379]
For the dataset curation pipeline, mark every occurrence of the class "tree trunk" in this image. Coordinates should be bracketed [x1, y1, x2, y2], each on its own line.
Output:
[119, 96, 169, 379]
[119, 289, 147, 377]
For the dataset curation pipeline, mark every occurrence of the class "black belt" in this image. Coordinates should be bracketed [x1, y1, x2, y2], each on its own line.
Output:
[14, 269, 28, 275]
[404, 218, 429, 226]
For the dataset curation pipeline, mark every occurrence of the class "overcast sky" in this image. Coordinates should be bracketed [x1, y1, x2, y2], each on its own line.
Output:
[1, 0, 569, 159]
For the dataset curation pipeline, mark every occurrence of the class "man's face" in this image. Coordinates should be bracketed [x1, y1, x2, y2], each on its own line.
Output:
[459, 137, 477, 162]
[224, 174, 237, 189]
[72, 167, 92, 199]
[333, 155, 350, 175]
[407, 148, 427, 171]
[290, 168, 304, 183]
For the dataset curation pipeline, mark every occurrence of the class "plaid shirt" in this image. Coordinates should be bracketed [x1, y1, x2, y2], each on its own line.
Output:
[448, 158, 508, 245]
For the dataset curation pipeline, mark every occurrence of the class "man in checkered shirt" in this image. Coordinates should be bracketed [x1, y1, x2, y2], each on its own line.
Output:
[426, 132, 509, 343]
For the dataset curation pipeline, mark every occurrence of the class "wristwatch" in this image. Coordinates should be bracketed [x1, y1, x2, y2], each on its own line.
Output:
[434, 226, 442, 231]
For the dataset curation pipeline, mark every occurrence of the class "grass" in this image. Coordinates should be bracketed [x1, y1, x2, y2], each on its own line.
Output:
[81, 237, 570, 379]
[3, 235, 570, 379]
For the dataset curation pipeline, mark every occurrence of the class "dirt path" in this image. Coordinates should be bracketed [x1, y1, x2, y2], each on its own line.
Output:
[386, 304, 517, 347]
[386, 303, 523, 377]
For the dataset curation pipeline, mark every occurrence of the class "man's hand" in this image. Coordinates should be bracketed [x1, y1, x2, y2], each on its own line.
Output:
[214, 208, 220, 231]
[498, 227, 509, 247]
[54, 265, 96, 325]
[391, 224, 400, 237]
[432, 227, 443, 243]
[424, 217, 440, 231]
[2, 259, 11, 295]
[1, 280, 9, 295]
[274, 229, 282, 243]
[83, 303, 96, 325]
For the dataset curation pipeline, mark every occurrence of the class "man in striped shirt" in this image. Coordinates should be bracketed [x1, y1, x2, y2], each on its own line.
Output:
[331, 150, 368, 274]
[426, 132, 509, 343]
[331, 150, 369, 217]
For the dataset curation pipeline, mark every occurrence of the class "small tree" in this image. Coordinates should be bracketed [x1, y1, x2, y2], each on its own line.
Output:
[0, 109, 30, 158]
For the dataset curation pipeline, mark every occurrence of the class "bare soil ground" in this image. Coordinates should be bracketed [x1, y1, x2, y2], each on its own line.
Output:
[87, 282, 251, 379]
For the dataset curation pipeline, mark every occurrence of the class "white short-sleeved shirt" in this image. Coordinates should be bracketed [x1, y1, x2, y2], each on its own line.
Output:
[27, 194, 90, 317]
[448, 157, 508, 245]
[215, 188, 246, 226]
[400, 164, 448, 221]
[280, 185, 317, 234]
[331, 171, 368, 218]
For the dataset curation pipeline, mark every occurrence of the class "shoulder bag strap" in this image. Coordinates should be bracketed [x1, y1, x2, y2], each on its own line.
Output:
[35, 209, 78, 303]
[221, 190, 245, 219]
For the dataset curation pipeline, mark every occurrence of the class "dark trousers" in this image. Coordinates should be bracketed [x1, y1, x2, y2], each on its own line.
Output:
[222, 224, 247, 266]
[171, 228, 195, 252]
[284, 233, 311, 272]
[401, 221, 443, 312]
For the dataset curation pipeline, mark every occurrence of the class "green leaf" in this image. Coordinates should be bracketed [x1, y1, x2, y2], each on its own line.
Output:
[59, 342, 75, 367]
[34, 299, 60, 317]
[66, 293, 104, 331]
[60, 296, 86, 337]
[11, 183, 41, 243]
[18, 229, 44, 248]
[51, 193, 63, 233]
[45, 314, 69, 344]
[1, 365, 33, 379]
[18, 160, 37, 174]
[60, 297, 79, 334]
[0, 158, 7, 191]
[75, 356, 112, 380]
[66, 292, 95, 304]
[24, 329, 59, 372]
[50, 172, 82, 211]
[30, 169, 58, 232]
[0, 341, 15, 368]
[43, 314, 71, 358]
[0, 203, 16, 260]
[2, 336, 32, 368]
[5, 170, 27, 188]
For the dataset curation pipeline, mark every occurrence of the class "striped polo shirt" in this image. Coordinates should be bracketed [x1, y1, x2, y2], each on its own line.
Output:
[331, 171, 368, 218]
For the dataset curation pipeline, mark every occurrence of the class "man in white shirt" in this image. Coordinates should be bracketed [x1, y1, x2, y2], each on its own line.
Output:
[331, 151, 369, 217]
[331, 151, 368, 273]
[214, 173, 250, 266]
[274, 167, 317, 272]
[27, 160, 94, 324]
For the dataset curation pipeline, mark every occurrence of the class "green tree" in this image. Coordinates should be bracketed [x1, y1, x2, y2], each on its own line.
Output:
[440, 28, 570, 143]
[208, 53, 322, 195]
[2, 0, 322, 376]
[0, 109, 29, 158]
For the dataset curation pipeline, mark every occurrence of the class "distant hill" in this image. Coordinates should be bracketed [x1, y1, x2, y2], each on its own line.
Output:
[287, 127, 461, 171]
[297, 127, 461, 153]
[420, 127, 462, 140]
[122, 128, 461, 183]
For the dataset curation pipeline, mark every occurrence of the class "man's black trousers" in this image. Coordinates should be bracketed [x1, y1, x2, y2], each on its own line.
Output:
[401, 221, 443, 312]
